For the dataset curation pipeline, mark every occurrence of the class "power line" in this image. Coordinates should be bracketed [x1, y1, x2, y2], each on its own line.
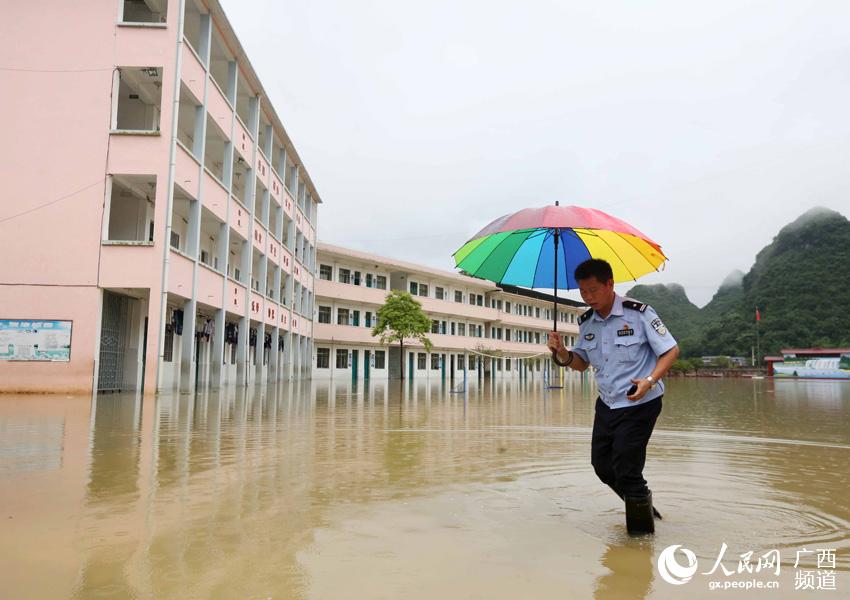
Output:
[0, 179, 105, 225]
[321, 231, 471, 244]
[0, 66, 114, 73]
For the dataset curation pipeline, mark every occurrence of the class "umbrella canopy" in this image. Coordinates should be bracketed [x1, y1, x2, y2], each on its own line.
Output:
[453, 204, 667, 290]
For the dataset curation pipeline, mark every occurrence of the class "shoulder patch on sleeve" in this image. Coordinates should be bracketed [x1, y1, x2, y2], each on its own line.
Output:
[622, 300, 647, 313]
[577, 308, 594, 325]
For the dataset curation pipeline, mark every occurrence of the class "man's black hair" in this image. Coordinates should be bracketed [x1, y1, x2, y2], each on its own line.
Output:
[574, 259, 614, 283]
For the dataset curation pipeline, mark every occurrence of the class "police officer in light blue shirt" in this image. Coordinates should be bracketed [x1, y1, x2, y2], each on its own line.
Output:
[548, 258, 680, 535]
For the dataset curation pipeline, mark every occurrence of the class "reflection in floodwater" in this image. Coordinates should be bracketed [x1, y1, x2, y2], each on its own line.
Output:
[0, 377, 848, 599]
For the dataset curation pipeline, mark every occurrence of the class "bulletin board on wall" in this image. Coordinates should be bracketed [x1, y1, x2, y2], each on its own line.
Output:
[0, 320, 72, 361]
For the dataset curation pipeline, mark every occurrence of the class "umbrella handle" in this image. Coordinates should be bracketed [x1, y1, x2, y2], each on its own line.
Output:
[553, 228, 559, 334]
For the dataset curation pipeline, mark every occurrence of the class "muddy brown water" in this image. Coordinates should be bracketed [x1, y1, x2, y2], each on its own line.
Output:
[1, 377, 848, 598]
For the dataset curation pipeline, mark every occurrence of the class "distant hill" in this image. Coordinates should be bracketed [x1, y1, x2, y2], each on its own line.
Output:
[627, 207, 850, 358]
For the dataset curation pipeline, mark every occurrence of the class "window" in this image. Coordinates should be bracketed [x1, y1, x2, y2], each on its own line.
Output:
[469, 356, 477, 370]
[122, 0, 167, 23]
[457, 355, 465, 370]
[114, 67, 163, 131]
[451, 322, 456, 335]
[316, 348, 329, 368]
[106, 174, 157, 242]
[170, 231, 180, 250]
[318, 306, 331, 324]
[441, 321, 447, 334]
[319, 264, 332, 280]
[535, 307, 540, 319]
[365, 311, 373, 327]
[455, 290, 463, 303]
[431, 320, 440, 334]
[374, 350, 386, 369]
[417, 352, 427, 370]
[534, 332, 540, 344]
[476, 294, 483, 306]
[336, 349, 348, 369]
[435, 286, 444, 300]
[505, 302, 511, 313]
[469, 294, 476, 305]
[458, 323, 466, 336]
[338, 268, 351, 284]
[376, 275, 387, 290]
[366, 273, 373, 287]
[505, 328, 511, 341]
[419, 284, 428, 297]
[431, 354, 441, 370]
[409, 281, 418, 295]
[337, 308, 349, 325]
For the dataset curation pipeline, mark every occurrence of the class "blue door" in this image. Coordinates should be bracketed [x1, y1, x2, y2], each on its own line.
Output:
[364, 350, 371, 379]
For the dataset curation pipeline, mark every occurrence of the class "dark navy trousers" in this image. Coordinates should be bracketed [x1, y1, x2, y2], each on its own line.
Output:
[591, 396, 662, 498]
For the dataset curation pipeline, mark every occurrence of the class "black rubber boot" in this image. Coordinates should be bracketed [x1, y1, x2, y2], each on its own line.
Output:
[625, 491, 655, 535]
[613, 487, 662, 520]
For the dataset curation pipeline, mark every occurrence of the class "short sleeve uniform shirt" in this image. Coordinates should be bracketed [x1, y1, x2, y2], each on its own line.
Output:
[570, 294, 677, 410]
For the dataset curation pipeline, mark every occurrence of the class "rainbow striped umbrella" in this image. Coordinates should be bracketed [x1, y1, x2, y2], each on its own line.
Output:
[452, 203, 667, 330]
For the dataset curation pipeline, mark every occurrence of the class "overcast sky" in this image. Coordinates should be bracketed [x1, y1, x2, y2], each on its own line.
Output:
[222, 0, 850, 306]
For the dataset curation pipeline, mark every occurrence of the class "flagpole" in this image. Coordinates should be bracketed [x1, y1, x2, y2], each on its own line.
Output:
[755, 306, 761, 367]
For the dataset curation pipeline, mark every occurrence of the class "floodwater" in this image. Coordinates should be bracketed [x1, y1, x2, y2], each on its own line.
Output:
[1, 377, 848, 599]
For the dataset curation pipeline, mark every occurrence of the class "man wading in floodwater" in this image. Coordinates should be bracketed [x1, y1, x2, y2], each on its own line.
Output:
[547, 259, 679, 534]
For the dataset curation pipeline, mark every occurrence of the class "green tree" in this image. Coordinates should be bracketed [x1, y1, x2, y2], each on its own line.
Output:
[371, 290, 433, 379]
[670, 359, 691, 374]
[712, 356, 733, 369]
[687, 358, 704, 372]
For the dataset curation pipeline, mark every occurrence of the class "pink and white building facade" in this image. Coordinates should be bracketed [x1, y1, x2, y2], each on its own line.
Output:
[312, 244, 584, 382]
[1, 0, 320, 394]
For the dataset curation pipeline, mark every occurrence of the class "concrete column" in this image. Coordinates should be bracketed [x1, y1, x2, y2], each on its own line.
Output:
[236, 315, 249, 385]
[254, 322, 266, 384]
[179, 298, 197, 393]
[282, 329, 292, 380]
[210, 308, 226, 386]
[197, 13, 212, 65]
[269, 326, 280, 382]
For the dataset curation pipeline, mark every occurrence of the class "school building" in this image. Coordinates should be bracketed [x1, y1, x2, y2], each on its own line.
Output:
[1, 0, 320, 394]
[311, 243, 584, 382]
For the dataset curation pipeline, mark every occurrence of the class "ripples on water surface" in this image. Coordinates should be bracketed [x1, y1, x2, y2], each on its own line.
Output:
[1, 377, 848, 598]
